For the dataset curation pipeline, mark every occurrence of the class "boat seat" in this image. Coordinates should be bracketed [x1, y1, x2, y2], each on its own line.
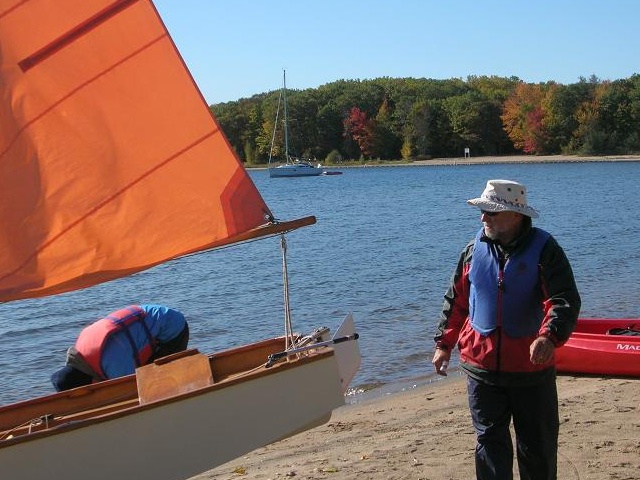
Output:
[606, 326, 640, 336]
[136, 349, 214, 404]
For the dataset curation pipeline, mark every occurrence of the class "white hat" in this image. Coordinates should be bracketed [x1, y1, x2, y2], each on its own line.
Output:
[467, 179, 539, 218]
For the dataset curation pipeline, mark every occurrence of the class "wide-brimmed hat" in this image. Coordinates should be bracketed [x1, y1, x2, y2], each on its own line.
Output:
[467, 179, 539, 218]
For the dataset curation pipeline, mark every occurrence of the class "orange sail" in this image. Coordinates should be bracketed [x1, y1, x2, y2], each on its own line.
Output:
[0, 0, 311, 302]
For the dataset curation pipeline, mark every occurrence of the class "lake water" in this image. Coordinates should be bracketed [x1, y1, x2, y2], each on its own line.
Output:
[1, 161, 639, 406]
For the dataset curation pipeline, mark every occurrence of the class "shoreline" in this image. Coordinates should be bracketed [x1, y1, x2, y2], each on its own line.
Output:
[408, 153, 640, 166]
[194, 373, 639, 479]
[248, 154, 640, 170]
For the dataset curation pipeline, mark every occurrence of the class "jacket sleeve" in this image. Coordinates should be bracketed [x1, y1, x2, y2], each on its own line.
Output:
[538, 236, 581, 345]
[434, 241, 473, 351]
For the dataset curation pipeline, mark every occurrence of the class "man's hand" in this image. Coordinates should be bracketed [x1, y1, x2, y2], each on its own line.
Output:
[432, 347, 452, 376]
[530, 336, 555, 365]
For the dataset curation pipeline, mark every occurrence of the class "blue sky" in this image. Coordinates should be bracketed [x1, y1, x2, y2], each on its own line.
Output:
[153, 0, 639, 104]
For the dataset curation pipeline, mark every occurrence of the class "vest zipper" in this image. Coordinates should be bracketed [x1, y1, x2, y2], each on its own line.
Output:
[496, 253, 506, 373]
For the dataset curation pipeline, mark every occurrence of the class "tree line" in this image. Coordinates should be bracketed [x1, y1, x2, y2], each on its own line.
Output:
[210, 74, 640, 164]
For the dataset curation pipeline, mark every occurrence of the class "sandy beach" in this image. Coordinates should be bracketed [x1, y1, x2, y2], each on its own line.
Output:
[194, 373, 639, 480]
[374, 153, 640, 168]
[409, 153, 640, 167]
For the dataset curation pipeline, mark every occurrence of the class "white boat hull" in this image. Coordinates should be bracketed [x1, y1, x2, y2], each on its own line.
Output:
[269, 164, 324, 177]
[0, 316, 360, 480]
[1, 355, 340, 480]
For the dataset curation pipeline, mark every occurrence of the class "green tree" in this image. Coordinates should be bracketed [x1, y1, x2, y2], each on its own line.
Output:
[404, 99, 453, 158]
[572, 80, 608, 154]
[211, 100, 248, 160]
[371, 97, 402, 159]
[466, 76, 520, 155]
[444, 92, 483, 156]
[256, 91, 281, 161]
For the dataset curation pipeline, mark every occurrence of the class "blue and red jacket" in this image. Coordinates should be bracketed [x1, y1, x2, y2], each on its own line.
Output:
[73, 304, 186, 380]
[435, 225, 581, 383]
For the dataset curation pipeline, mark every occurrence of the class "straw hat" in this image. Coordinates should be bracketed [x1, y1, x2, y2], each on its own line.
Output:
[467, 179, 539, 218]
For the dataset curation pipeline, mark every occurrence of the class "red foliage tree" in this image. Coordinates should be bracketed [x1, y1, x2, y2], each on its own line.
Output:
[501, 82, 555, 154]
[343, 107, 376, 157]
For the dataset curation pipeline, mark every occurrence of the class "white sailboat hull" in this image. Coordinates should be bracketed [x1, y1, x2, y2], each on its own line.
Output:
[269, 163, 325, 177]
[0, 321, 360, 480]
[268, 71, 327, 179]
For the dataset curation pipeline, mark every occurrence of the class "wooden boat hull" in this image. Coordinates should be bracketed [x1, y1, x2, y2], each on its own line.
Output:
[0, 321, 360, 480]
[555, 318, 640, 377]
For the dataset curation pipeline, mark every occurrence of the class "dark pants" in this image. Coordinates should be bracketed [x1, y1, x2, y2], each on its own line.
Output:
[467, 374, 559, 480]
[152, 323, 189, 360]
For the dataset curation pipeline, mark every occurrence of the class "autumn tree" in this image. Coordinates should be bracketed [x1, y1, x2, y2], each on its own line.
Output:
[544, 81, 595, 153]
[343, 107, 375, 158]
[465, 76, 520, 155]
[501, 82, 557, 154]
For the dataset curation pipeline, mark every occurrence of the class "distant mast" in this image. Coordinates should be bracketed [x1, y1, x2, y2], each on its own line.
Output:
[283, 70, 289, 162]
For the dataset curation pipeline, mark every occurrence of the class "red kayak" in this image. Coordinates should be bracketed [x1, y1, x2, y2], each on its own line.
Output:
[555, 318, 640, 377]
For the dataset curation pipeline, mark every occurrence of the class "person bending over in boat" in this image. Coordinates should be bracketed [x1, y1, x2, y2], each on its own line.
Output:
[431, 179, 581, 480]
[51, 304, 189, 391]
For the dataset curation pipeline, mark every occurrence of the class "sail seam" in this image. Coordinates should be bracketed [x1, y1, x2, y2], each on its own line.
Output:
[1, 33, 166, 162]
[19, 0, 140, 72]
[0, 0, 29, 21]
[0, 130, 217, 286]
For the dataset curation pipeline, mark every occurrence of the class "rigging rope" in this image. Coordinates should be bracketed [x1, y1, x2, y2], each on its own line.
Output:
[280, 234, 295, 350]
[268, 88, 283, 162]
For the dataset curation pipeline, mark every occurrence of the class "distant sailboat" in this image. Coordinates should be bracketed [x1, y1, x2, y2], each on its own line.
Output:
[268, 70, 326, 178]
[0, 1, 359, 479]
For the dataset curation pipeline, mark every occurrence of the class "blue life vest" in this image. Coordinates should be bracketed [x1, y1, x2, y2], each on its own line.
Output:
[469, 227, 550, 337]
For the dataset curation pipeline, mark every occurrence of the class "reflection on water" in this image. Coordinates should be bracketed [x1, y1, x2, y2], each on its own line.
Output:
[1, 161, 639, 405]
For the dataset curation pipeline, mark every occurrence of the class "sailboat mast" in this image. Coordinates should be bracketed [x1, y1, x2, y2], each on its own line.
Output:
[283, 70, 289, 162]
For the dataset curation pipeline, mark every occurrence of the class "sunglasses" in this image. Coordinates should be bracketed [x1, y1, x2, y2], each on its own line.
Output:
[480, 210, 500, 217]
